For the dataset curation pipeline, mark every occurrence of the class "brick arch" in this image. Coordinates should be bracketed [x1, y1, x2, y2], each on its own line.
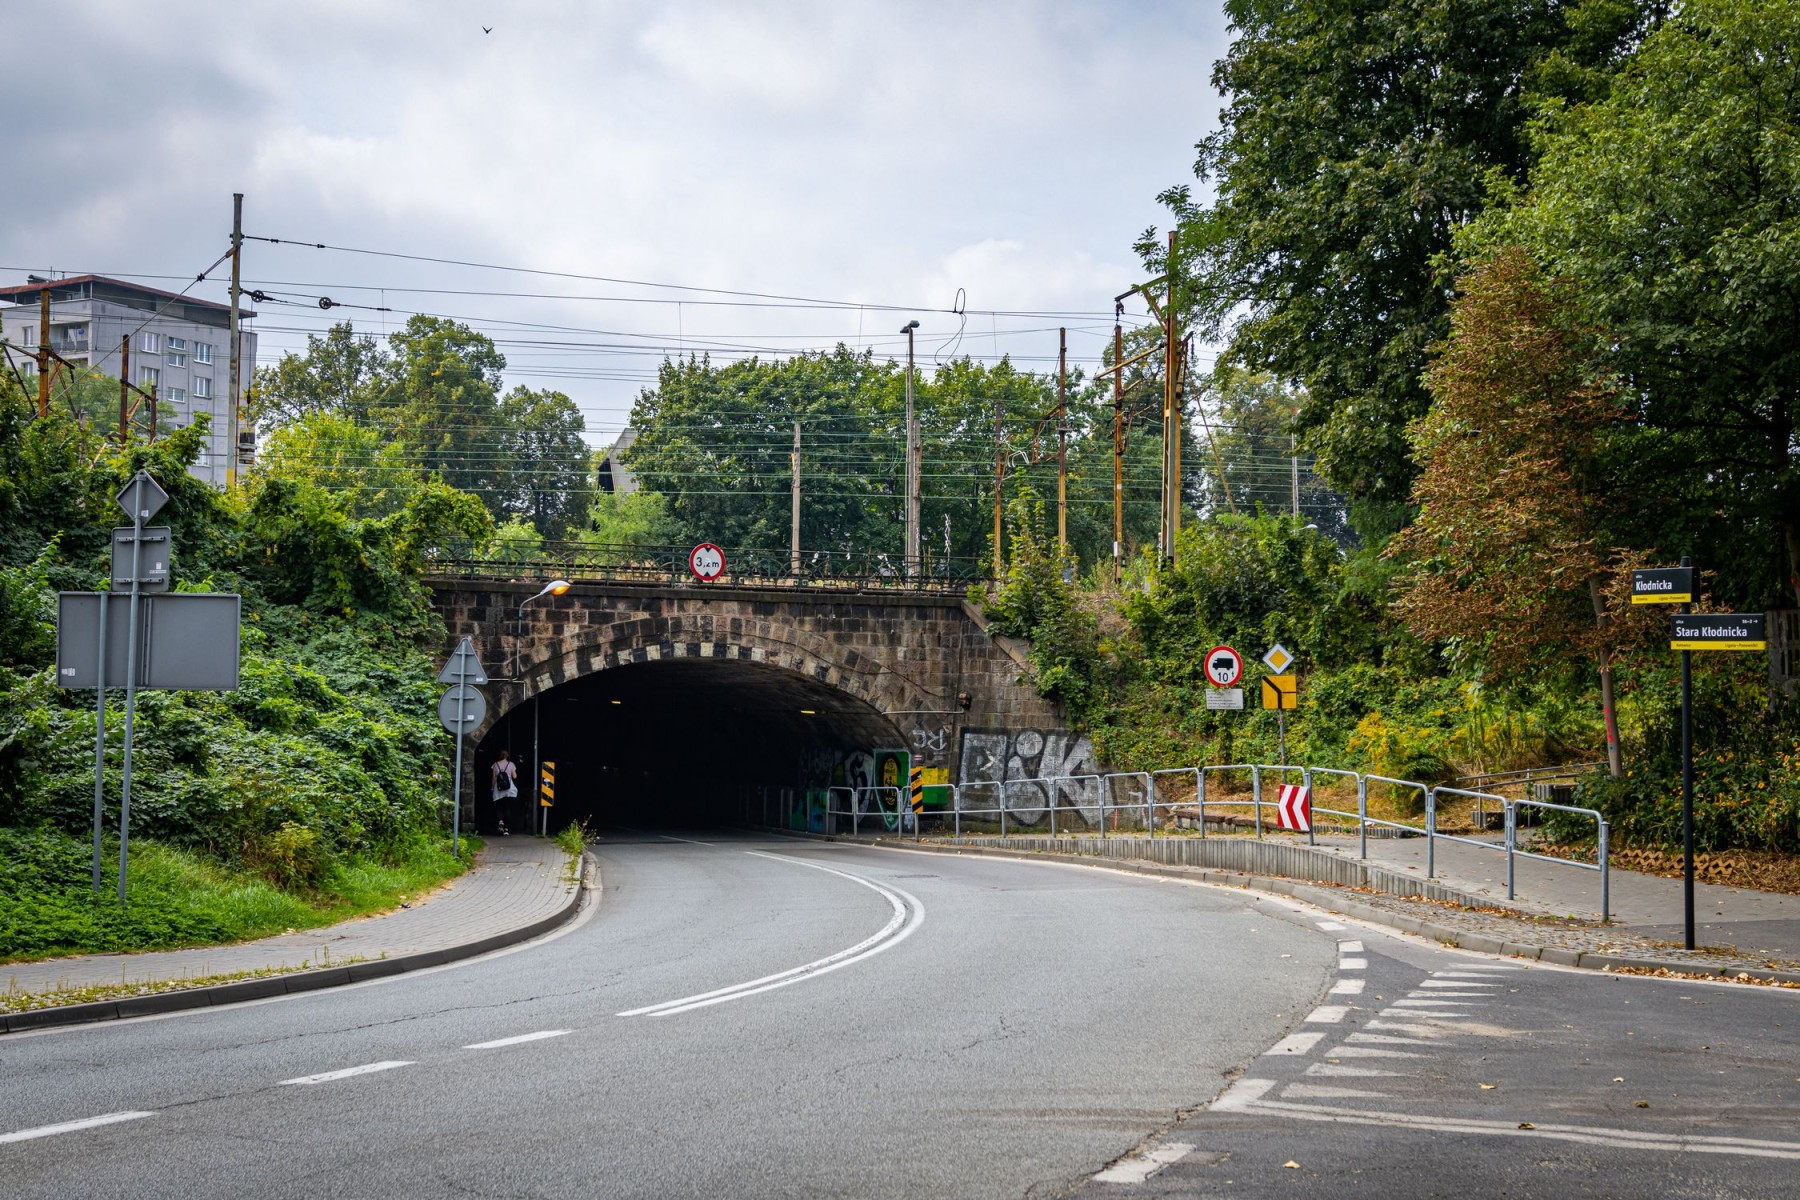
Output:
[472, 613, 930, 743]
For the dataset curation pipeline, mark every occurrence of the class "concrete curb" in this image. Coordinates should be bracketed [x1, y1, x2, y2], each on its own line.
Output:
[1, 852, 593, 1036]
[845, 837, 1800, 988]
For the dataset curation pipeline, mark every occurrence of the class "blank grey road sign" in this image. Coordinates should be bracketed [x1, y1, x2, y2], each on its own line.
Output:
[437, 636, 489, 686]
[56, 592, 241, 690]
[110, 526, 171, 592]
[115, 472, 169, 523]
[439, 684, 487, 733]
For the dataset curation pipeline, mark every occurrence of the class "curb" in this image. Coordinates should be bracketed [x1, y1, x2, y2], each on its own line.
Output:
[846, 837, 1800, 988]
[1, 851, 593, 1036]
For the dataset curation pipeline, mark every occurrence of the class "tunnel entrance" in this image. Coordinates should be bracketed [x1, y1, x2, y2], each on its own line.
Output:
[473, 659, 907, 833]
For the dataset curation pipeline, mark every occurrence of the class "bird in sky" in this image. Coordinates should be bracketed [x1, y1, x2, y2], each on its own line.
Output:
[482, 26, 493, 34]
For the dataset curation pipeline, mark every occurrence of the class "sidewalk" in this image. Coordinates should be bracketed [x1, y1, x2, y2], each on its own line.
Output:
[1306, 831, 1800, 960]
[3, 837, 583, 1031]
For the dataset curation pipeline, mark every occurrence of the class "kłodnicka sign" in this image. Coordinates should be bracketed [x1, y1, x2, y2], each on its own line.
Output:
[1632, 567, 1695, 604]
[1670, 613, 1766, 652]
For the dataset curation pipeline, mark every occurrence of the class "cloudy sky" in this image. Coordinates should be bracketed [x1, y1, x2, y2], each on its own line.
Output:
[6, 1, 1228, 439]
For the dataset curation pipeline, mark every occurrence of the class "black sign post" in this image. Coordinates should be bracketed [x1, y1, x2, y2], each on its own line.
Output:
[1679, 557, 1695, 949]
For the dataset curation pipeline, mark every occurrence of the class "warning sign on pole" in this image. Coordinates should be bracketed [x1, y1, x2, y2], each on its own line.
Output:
[1261, 674, 1298, 710]
[1276, 784, 1310, 832]
[540, 761, 555, 808]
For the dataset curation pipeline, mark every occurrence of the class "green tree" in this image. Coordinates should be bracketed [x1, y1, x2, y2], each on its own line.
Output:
[379, 316, 507, 505]
[1197, 368, 1352, 545]
[1478, 0, 1800, 607]
[490, 386, 591, 540]
[255, 412, 418, 519]
[1147, 0, 1653, 539]
[983, 489, 1101, 717]
[251, 322, 388, 426]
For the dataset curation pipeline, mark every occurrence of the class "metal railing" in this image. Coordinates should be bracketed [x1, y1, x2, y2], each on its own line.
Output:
[758, 760, 1612, 920]
[427, 541, 985, 594]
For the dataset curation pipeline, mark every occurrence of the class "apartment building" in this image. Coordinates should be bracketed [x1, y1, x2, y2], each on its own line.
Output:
[0, 275, 257, 486]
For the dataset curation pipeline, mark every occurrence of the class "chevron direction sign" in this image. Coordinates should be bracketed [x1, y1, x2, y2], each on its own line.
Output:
[1275, 784, 1311, 833]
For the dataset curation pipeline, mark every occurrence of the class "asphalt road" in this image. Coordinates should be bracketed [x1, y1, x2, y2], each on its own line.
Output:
[3, 833, 1797, 1199]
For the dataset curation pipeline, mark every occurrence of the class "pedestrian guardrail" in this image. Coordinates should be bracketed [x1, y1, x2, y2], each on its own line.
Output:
[756, 760, 1612, 920]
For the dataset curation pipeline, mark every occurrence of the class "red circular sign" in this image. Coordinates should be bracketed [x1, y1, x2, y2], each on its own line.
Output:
[1204, 645, 1243, 688]
[688, 543, 726, 581]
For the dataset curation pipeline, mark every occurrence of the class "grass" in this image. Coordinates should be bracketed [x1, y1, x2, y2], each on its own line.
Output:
[0, 955, 375, 1016]
[0, 826, 477, 964]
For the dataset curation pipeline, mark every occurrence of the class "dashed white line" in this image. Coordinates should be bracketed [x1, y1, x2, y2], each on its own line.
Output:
[1348, 1032, 1433, 1045]
[1304, 1005, 1350, 1023]
[0, 1111, 155, 1145]
[1338, 957, 1369, 970]
[1338, 940, 1365, 954]
[1390, 998, 1480, 1007]
[1305, 1063, 1398, 1078]
[1283, 1083, 1390, 1100]
[1420, 979, 1501, 989]
[279, 1060, 414, 1086]
[1093, 1141, 1196, 1183]
[1316, 921, 1347, 931]
[1330, 979, 1367, 995]
[1331, 1046, 1424, 1059]
[464, 1030, 570, 1050]
[1269, 1031, 1327, 1055]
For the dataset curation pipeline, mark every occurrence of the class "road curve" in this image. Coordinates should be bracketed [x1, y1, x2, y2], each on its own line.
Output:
[1, 833, 1337, 1199]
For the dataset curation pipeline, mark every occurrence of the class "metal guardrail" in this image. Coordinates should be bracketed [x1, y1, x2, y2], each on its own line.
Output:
[756, 761, 1612, 920]
[427, 541, 985, 594]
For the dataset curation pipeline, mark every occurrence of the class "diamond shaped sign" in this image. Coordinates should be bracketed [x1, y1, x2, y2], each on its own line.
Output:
[1262, 643, 1294, 674]
[115, 471, 169, 523]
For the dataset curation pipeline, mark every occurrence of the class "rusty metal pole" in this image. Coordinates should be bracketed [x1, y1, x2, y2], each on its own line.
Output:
[790, 420, 802, 578]
[119, 336, 131, 444]
[993, 391, 1005, 579]
[37, 289, 50, 418]
[227, 192, 243, 487]
[1056, 327, 1068, 550]
[1112, 312, 1124, 586]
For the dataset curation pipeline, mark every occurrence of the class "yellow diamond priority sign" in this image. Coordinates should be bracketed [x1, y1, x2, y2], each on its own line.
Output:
[1261, 644, 1294, 674]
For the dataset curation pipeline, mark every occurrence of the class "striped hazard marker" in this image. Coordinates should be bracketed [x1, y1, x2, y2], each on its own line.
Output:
[1276, 784, 1310, 832]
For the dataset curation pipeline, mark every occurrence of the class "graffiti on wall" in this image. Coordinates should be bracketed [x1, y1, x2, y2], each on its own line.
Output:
[956, 728, 1099, 827]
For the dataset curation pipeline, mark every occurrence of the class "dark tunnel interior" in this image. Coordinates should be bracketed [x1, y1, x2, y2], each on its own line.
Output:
[472, 660, 905, 833]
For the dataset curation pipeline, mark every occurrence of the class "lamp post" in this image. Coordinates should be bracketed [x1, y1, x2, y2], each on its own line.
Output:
[901, 320, 920, 579]
[517, 579, 570, 836]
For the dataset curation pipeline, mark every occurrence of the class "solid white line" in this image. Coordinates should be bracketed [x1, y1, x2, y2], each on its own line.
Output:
[1330, 979, 1366, 995]
[617, 852, 923, 1017]
[1094, 1141, 1195, 1183]
[0, 1111, 155, 1145]
[464, 1030, 570, 1050]
[1231, 1097, 1800, 1159]
[279, 1060, 414, 1086]
[1269, 1031, 1326, 1055]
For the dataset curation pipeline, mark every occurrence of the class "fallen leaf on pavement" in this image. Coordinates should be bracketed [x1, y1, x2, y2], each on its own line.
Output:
[1283, 1161, 1300, 1169]
[1479, 1084, 1496, 1090]
[1635, 1100, 1650, 1108]
[1518, 1122, 1536, 1130]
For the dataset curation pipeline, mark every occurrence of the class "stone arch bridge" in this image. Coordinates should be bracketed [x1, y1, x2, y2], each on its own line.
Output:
[428, 578, 1097, 829]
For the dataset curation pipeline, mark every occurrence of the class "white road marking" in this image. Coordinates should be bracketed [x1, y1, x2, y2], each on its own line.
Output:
[1407, 991, 1493, 999]
[1330, 979, 1366, 995]
[1315, 921, 1347, 931]
[1269, 1031, 1327, 1055]
[279, 1060, 413, 1086]
[1390, 998, 1480, 1007]
[1338, 957, 1368, 970]
[1093, 1141, 1195, 1183]
[1367, 1020, 1437, 1035]
[1348, 1032, 1434, 1045]
[1211, 1076, 1277, 1111]
[1283, 1083, 1391, 1100]
[0, 1111, 155, 1145]
[618, 852, 924, 1017]
[1224, 1096, 1800, 1160]
[1305, 1063, 1398, 1078]
[1338, 940, 1365, 953]
[1304, 1005, 1350, 1023]
[1420, 979, 1500, 989]
[1435, 967, 1522, 975]
[1330, 1046, 1424, 1059]
[464, 1030, 570, 1050]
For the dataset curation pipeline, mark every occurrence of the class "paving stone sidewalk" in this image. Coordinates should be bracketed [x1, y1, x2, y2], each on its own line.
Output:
[3, 836, 579, 998]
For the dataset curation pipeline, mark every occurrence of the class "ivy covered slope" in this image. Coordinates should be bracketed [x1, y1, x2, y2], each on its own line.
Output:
[0, 386, 492, 963]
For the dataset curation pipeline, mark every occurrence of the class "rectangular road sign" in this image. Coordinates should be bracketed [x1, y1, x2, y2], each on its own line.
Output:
[110, 526, 171, 592]
[1262, 674, 1298, 710]
[1670, 612, 1766, 651]
[540, 761, 555, 808]
[1205, 688, 1243, 710]
[56, 592, 241, 690]
[1632, 567, 1695, 604]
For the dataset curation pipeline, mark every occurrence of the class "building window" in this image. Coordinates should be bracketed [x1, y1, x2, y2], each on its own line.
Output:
[167, 337, 185, 351]
[141, 366, 160, 389]
[192, 375, 211, 398]
[167, 348, 186, 367]
[194, 342, 213, 364]
[18, 326, 34, 347]
[139, 332, 160, 354]
[166, 388, 186, 405]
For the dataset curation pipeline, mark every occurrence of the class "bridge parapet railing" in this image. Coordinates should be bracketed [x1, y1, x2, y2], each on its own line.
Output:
[427, 541, 986, 594]
[767, 760, 1613, 920]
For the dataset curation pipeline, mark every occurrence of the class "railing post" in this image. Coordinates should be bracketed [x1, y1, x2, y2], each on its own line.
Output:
[1426, 787, 1436, 878]
[1303, 766, 1315, 846]
[953, 785, 961, 839]
[1197, 768, 1206, 838]
[1357, 775, 1368, 859]
[1599, 818, 1610, 923]
[1099, 776, 1108, 839]
[1146, 771, 1155, 838]
[1504, 800, 1516, 900]
[1049, 777, 1058, 836]
[999, 784, 1007, 838]
[1252, 766, 1263, 838]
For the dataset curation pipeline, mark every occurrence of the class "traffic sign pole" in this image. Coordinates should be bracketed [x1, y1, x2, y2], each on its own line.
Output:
[1680, 555, 1695, 950]
[90, 589, 107, 896]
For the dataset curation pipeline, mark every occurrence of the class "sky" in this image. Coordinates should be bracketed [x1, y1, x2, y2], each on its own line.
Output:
[4, 1, 1229, 442]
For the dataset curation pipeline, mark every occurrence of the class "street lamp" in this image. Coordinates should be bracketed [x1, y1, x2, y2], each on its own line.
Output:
[516, 578, 570, 837]
[900, 319, 920, 580]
